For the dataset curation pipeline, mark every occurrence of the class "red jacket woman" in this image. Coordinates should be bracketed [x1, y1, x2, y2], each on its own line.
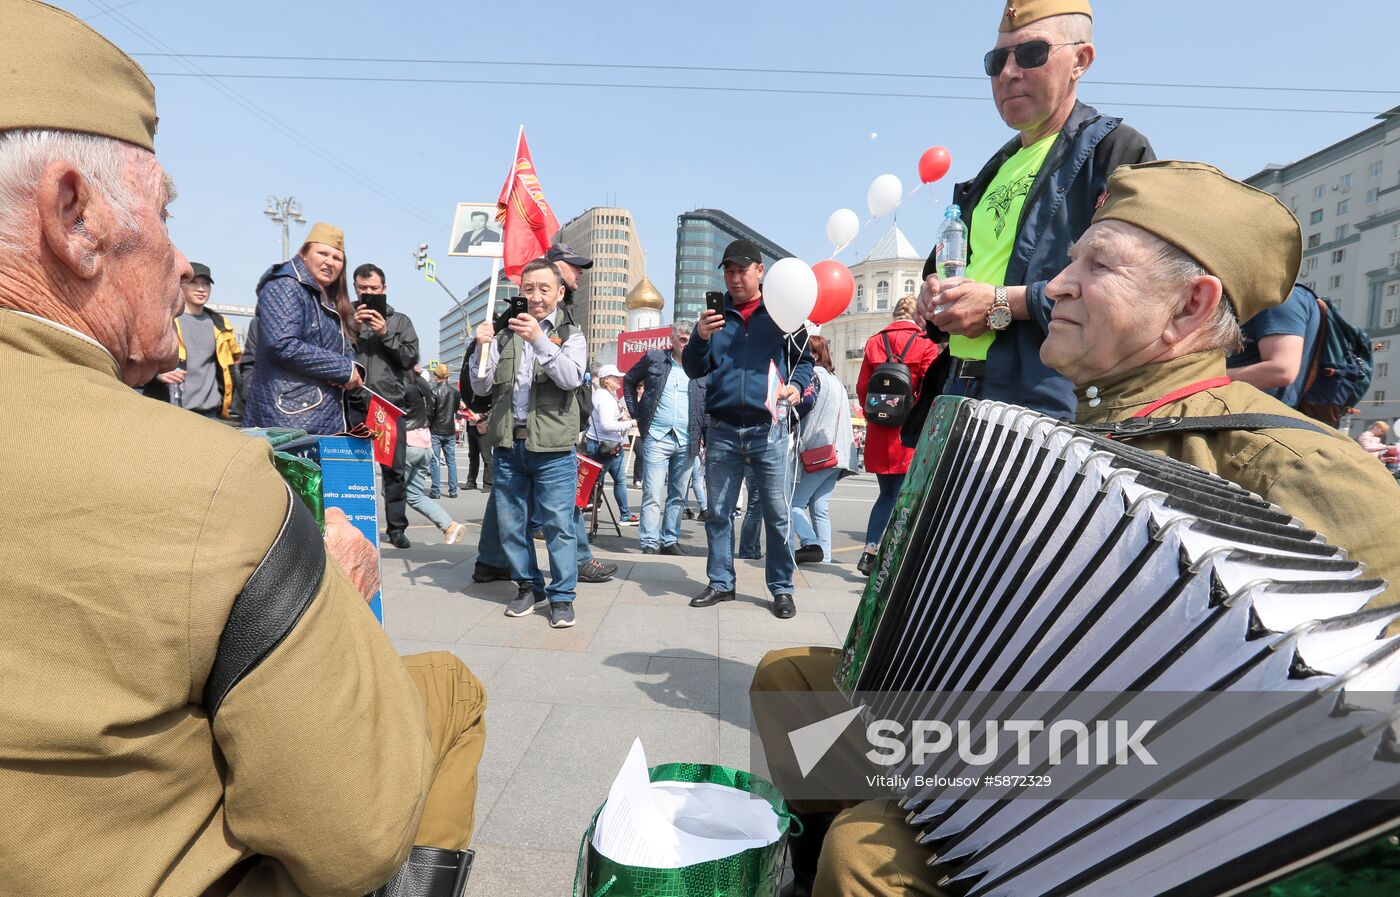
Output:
[855, 300, 939, 574]
[857, 311, 940, 475]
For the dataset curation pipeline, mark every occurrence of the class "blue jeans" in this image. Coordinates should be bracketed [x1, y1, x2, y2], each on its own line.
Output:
[686, 451, 706, 510]
[704, 421, 794, 596]
[738, 467, 763, 557]
[584, 438, 631, 516]
[429, 434, 457, 494]
[493, 442, 578, 602]
[405, 445, 454, 531]
[640, 433, 689, 549]
[791, 466, 839, 561]
[479, 479, 594, 566]
[865, 472, 905, 549]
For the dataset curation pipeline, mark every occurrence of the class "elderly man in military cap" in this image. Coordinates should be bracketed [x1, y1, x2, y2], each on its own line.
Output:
[748, 162, 1400, 897]
[913, 0, 1154, 422]
[1041, 159, 1400, 585]
[0, 2, 484, 895]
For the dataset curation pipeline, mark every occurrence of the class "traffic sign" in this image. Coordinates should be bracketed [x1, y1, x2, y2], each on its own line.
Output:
[424, 259, 437, 283]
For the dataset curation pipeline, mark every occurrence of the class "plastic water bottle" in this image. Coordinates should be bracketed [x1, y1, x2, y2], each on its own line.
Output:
[938, 205, 966, 283]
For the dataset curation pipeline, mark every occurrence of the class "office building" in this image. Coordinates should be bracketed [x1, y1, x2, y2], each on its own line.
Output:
[557, 207, 644, 367]
[673, 208, 793, 323]
[1246, 105, 1400, 429]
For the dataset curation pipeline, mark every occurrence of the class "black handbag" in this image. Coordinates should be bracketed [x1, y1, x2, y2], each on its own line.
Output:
[366, 846, 474, 897]
[594, 440, 623, 457]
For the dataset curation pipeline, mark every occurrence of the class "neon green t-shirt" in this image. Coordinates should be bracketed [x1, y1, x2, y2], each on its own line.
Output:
[950, 132, 1058, 360]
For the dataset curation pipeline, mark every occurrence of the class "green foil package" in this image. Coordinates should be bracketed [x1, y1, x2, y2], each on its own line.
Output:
[272, 450, 324, 530]
[574, 764, 797, 897]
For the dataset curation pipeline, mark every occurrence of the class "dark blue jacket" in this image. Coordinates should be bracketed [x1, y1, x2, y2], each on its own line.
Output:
[242, 256, 357, 435]
[623, 348, 688, 435]
[681, 295, 814, 428]
[921, 100, 1154, 417]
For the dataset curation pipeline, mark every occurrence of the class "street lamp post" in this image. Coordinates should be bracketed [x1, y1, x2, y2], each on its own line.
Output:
[264, 195, 305, 260]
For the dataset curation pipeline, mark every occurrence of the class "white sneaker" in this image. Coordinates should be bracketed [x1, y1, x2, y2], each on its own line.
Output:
[444, 522, 467, 545]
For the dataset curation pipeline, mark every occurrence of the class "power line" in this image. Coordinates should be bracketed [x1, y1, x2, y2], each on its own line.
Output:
[88, 2, 442, 231]
[129, 52, 1400, 97]
[142, 71, 1381, 116]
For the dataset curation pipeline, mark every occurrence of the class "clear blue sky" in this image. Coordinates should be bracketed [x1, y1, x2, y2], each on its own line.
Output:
[70, 0, 1398, 361]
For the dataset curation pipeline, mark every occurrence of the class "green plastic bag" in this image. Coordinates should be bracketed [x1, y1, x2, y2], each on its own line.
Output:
[272, 450, 325, 530]
[574, 763, 800, 897]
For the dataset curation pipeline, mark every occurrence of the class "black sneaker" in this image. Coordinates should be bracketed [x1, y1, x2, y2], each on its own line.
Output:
[683, 508, 695, 520]
[505, 583, 546, 617]
[548, 601, 576, 628]
[794, 545, 824, 565]
[577, 559, 615, 583]
[387, 531, 412, 549]
[696, 510, 709, 522]
[660, 543, 685, 556]
[857, 551, 877, 576]
[472, 561, 511, 583]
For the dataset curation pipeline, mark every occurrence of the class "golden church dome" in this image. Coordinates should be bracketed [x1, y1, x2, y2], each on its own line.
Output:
[625, 276, 665, 311]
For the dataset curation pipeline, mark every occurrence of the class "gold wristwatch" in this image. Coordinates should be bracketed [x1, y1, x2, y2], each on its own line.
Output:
[987, 286, 1013, 331]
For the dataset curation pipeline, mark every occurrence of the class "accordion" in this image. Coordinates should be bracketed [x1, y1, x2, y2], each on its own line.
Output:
[835, 396, 1400, 897]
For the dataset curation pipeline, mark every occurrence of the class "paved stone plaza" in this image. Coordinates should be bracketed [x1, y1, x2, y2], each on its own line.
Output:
[381, 472, 878, 895]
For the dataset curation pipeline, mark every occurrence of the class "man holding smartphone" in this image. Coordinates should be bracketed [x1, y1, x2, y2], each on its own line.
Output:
[349, 263, 421, 549]
[682, 239, 812, 619]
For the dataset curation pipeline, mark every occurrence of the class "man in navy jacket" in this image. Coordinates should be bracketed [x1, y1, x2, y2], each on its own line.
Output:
[682, 240, 813, 619]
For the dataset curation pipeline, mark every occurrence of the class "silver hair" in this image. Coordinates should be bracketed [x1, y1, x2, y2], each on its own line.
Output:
[1147, 238, 1243, 355]
[0, 130, 143, 253]
[672, 319, 693, 337]
[1045, 12, 1093, 44]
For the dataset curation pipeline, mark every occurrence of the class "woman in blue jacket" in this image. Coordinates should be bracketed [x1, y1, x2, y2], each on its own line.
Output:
[242, 223, 362, 435]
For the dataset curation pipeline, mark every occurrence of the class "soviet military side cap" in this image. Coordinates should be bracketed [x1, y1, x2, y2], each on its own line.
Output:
[305, 223, 345, 253]
[0, 0, 158, 152]
[1000, 0, 1093, 32]
[1092, 160, 1302, 324]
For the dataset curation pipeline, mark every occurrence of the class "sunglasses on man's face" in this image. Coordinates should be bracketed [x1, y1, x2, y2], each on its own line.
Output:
[983, 39, 1085, 76]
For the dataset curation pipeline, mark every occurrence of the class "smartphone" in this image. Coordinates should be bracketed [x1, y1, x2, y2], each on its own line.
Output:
[494, 295, 529, 331]
[705, 291, 725, 318]
[355, 293, 387, 317]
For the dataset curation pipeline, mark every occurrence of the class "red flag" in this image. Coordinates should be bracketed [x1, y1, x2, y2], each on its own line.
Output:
[497, 127, 560, 282]
[366, 391, 404, 466]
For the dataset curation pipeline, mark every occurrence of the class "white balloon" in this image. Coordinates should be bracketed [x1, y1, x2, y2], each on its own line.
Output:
[825, 208, 860, 249]
[763, 258, 819, 334]
[866, 173, 904, 219]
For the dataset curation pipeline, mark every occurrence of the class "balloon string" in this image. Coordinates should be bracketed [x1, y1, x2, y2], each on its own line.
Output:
[832, 182, 939, 260]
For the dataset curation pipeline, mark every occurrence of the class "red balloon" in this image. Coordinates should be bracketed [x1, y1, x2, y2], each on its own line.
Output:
[809, 260, 855, 325]
[918, 146, 952, 184]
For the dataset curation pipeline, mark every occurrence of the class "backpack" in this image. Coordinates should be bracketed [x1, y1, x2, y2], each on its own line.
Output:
[1298, 289, 1374, 428]
[864, 330, 921, 427]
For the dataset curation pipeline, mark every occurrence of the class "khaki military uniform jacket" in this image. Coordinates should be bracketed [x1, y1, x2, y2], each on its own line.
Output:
[0, 310, 434, 896]
[1077, 351, 1400, 606]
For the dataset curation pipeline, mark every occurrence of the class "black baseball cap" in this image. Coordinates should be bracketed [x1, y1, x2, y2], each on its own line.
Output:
[545, 241, 594, 270]
[189, 262, 213, 283]
[719, 239, 762, 268]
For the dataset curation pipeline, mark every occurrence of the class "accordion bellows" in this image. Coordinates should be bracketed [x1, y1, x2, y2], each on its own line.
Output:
[836, 396, 1400, 897]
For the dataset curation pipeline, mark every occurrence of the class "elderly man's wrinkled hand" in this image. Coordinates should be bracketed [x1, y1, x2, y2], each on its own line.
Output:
[323, 507, 381, 603]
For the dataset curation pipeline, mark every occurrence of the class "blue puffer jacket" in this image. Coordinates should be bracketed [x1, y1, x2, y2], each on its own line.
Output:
[242, 256, 357, 435]
[682, 295, 813, 428]
[921, 100, 1155, 417]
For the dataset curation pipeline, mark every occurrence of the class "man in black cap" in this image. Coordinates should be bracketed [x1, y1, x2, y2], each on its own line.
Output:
[148, 262, 243, 420]
[545, 241, 592, 302]
[682, 239, 813, 619]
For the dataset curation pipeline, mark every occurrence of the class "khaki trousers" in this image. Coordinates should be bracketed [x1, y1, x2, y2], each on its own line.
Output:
[750, 646, 960, 897]
[402, 652, 488, 850]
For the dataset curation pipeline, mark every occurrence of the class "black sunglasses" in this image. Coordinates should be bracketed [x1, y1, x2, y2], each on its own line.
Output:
[983, 40, 1085, 76]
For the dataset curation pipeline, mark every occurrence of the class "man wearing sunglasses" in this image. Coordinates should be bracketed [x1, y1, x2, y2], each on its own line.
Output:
[912, 0, 1154, 424]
